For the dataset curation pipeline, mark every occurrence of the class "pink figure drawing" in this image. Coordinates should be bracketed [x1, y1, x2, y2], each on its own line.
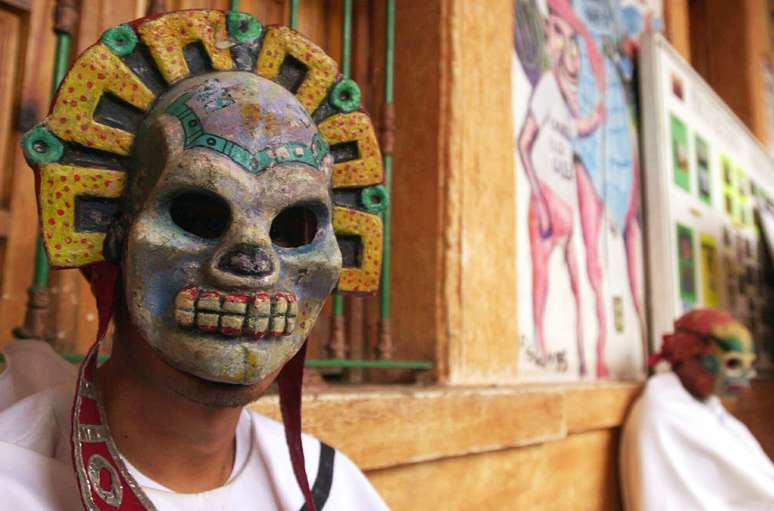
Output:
[518, 0, 608, 377]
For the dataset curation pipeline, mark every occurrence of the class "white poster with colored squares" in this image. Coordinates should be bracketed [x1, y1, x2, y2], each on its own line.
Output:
[639, 33, 774, 373]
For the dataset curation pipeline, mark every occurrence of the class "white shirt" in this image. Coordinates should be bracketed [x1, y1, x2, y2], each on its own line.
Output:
[620, 371, 774, 511]
[528, 71, 578, 206]
[0, 341, 389, 510]
[0, 340, 76, 411]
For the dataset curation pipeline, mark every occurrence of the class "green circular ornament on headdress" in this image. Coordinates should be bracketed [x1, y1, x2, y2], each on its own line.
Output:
[227, 11, 263, 43]
[330, 78, 361, 113]
[101, 24, 138, 57]
[361, 185, 389, 213]
[21, 126, 63, 165]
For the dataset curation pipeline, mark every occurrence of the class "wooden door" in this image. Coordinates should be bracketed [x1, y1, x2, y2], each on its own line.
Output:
[0, 0, 48, 348]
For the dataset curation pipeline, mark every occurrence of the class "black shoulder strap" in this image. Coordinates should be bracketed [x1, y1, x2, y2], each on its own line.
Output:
[299, 442, 336, 511]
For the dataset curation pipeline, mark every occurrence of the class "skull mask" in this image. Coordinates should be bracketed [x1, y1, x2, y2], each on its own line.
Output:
[705, 321, 757, 398]
[125, 72, 341, 384]
[654, 309, 757, 399]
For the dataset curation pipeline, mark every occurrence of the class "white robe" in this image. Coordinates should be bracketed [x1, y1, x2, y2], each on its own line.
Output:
[0, 340, 76, 411]
[0, 341, 389, 510]
[620, 371, 774, 511]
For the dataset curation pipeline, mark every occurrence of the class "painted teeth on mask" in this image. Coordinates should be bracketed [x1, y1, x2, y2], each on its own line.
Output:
[174, 287, 299, 338]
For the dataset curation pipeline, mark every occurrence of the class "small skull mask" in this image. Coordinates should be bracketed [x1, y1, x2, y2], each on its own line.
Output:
[707, 322, 757, 398]
[124, 72, 341, 384]
[662, 309, 757, 399]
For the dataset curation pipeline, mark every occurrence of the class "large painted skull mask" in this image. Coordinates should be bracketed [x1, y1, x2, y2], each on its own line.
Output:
[21, 10, 385, 384]
[125, 72, 341, 384]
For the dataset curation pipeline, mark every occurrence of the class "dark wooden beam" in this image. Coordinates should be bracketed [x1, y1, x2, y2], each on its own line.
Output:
[0, 0, 32, 12]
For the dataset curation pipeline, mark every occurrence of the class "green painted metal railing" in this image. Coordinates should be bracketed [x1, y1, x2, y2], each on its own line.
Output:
[329, 0, 353, 335]
[341, 0, 353, 78]
[304, 358, 430, 370]
[380, 0, 395, 325]
[62, 352, 431, 370]
[289, 0, 299, 30]
[31, 32, 72, 290]
[63, 353, 108, 364]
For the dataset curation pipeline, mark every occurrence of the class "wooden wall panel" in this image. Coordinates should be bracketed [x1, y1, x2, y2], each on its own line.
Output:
[664, 0, 690, 59]
[250, 379, 774, 510]
[0, 11, 21, 205]
[367, 430, 622, 511]
[358, 380, 774, 511]
[381, 0, 521, 382]
[566, 384, 641, 433]
[0, 0, 56, 347]
[391, 0, 445, 366]
[686, 0, 768, 141]
[443, 0, 517, 384]
[724, 379, 774, 460]
[236, 0, 288, 25]
[0, 8, 23, 340]
[252, 384, 568, 470]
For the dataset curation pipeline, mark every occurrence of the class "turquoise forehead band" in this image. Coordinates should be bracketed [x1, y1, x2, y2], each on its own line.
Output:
[166, 92, 330, 174]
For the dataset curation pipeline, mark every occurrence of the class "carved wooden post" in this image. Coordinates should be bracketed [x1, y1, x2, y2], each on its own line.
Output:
[326, 310, 347, 359]
[345, 0, 372, 383]
[146, 0, 167, 16]
[54, 0, 78, 33]
[376, 0, 395, 360]
[326, 0, 354, 362]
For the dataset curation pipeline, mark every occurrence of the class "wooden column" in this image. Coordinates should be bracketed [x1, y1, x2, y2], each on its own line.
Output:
[441, 0, 518, 384]
[687, 0, 768, 142]
[390, 0, 518, 384]
[664, 0, 691, 60]
[0, 0, 55, 347]
[382, 0, 444, 373]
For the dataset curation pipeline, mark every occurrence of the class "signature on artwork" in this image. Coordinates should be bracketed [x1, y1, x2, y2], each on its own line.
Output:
[521, 337, 569, 372]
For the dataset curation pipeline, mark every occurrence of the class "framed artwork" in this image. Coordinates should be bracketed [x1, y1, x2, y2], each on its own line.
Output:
[721, 155, 735, 217]
[696, 135, 711, 204]
[512, 0, 656, 380]
[699, 233, 720, 307]
[677, 223, 696, 305]
[641, 34, 774, 367]
[671, 114, 690, 191]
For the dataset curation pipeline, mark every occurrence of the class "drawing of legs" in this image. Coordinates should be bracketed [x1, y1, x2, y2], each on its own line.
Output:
[564, 228, 585, 375]
[624, 148, 645, 331]
[576, 159, 608, 378]
[528, 183, 576, 366]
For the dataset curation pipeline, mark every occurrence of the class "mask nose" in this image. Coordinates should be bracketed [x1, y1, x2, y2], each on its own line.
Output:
[217, 244, 274, 277]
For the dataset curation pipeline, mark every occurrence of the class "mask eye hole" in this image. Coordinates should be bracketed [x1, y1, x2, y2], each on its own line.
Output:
[725, 358, 742, 370]
[270, 205, 318, 248]
[170, 191, 231, 239]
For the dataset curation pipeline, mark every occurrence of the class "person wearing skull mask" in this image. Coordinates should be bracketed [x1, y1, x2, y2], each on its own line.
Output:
[0, 9, 388, 511]
[620, 308, 774, 510]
